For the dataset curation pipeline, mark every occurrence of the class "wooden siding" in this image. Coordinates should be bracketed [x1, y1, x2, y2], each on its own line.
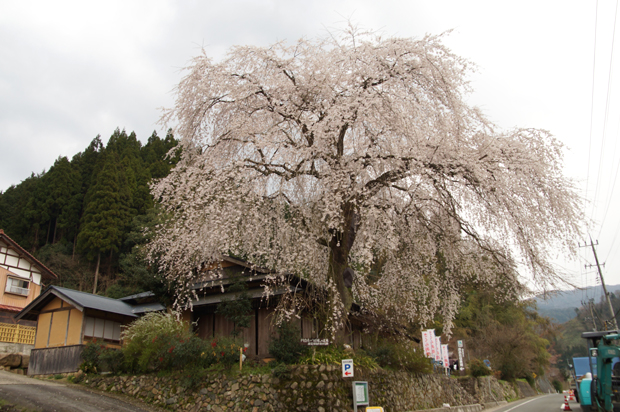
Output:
[193, 307, 273, 358]
[67, 309, 83, 345]
[28, 345, 84, 375]
[196, 312, 214, 341]
[35, 312, 51, 348]
[256, 308, 274, 358]
[48, 311, 68, 347]
[0, 239, 44, 285]
[213, 313, 235, 337]
[0, 267, 41, 310]
[34, 297, 86, 349]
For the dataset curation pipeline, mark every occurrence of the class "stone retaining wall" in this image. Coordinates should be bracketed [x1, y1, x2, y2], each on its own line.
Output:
[72, 365, 534, 412]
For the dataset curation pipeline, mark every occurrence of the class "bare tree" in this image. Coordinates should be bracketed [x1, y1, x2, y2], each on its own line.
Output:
[148, 28, 582, 335]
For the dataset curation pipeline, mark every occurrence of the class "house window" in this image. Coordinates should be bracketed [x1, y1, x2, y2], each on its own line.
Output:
[83, 316, 121, 341]
[5, 277, 29, 296]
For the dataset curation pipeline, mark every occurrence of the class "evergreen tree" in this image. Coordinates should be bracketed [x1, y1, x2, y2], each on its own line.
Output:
[43, 157, 82, 244]
[78, 151, 131, 293]
[1, 128, 178, 295]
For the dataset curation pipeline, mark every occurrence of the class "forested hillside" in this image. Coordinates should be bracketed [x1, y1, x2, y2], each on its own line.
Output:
[552, 289, 620, 381]
[533, 285, 620, 323]
[0, 128, 179, 297]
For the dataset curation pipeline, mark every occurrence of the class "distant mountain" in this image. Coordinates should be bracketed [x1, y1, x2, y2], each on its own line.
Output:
[532, 284, 620, 324]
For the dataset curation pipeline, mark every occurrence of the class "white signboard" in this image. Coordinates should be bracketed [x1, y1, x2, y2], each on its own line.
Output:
[428, 329, 437, 360]
[458, 346, 465, 371]
[441, 344, 450, 369]
[300, 338, 329, 346]
[435, 336, 442, 362]
[422, 330, 432, 358]
[342, 359, 354, 378]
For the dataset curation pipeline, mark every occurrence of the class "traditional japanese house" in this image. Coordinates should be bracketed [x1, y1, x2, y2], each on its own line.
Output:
[0, 229, 58, 352]
[185, 256, 366, 358]
[15, 286, 164, 375]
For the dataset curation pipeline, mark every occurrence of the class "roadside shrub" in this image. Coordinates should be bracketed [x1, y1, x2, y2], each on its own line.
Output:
[468, 358, 492, 377]
[299, 345, 379, 371]
[121, 311, 191, 373]
[99, 348, 125, 374]
[80, 339, 106, 373]
[552, 379, 563, 393]
[365, 340, 431, 374]
[204, 335, 245, 367]
[80, 340, 126, 374]
[268, 322, 309, 364]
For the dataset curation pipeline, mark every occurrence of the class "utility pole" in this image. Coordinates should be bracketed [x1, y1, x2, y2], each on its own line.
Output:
[582, 299, 598, 331]
[581, 237, 619, 330]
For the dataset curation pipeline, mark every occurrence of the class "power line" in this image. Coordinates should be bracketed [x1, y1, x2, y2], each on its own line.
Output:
[595, 0, 620, 230]
[586, 0, 600, 217]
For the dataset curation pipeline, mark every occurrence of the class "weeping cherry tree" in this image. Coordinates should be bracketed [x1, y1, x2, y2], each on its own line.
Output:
[148, 28, 582, 336]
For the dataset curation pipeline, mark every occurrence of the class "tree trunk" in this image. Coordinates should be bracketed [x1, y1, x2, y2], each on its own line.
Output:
[52, 218, 58, 244]
[32, 226, 39, 253]
[92, 252, 101, 294]
[72, 232, 77, 262]
[107, 249, 114, 278]
[46, 219, 51, 245]
[327, 201, 359, 332]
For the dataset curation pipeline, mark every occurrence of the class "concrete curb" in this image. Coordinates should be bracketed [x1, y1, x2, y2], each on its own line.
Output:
[483, 401, 508, 409]
[406, 404, 484, 412]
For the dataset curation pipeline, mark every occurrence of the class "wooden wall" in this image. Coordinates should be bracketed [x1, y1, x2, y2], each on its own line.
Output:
[0, 266, 41, 311]
[33, 297, 83, 349]
[28, 345, 84, 375]
[193, 307, 276, 358]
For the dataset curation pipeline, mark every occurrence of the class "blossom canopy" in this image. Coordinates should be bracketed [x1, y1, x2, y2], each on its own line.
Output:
[149, 29, 582, 335]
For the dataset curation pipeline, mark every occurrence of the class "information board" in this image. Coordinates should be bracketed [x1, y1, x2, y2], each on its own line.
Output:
[352, 381, 369, 412]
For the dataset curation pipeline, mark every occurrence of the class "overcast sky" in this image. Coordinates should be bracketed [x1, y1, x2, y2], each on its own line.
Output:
[2, 0, 619, 292]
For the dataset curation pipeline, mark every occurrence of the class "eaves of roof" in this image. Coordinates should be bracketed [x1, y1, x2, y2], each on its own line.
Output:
[0, 229, 58, 280]
[15, 286, 139, 321]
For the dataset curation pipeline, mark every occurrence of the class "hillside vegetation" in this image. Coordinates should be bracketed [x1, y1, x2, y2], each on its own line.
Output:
[0, 128, 179, 297]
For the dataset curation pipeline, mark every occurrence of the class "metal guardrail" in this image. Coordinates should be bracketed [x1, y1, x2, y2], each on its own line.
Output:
[0, 323, 36, 345]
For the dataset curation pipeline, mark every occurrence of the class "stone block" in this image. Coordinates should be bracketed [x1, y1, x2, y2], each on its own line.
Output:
[0, 354, 21, 368]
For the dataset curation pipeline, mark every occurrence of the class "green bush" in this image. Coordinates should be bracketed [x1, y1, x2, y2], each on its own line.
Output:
[268, 322, 309, 364]
[80, 340, 126, 374]
[299, 346, 379, 371]
[121, 309, 245, 373]
[365, 340, 431, 374]
[99, 348, 125, 374]
[468, 358, 492, 377]
[552, 379, 562, 393]
[121, 311, 191, 373]
[80, 339, 107, 373]
[203, 335, 245, 367]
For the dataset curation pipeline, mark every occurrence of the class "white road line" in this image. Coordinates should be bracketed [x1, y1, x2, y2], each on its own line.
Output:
[502, 395, 553, 412]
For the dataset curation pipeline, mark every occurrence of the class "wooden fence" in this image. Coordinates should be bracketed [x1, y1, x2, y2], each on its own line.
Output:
[0, 323, 36, 345]
[28, 345, 85, 375]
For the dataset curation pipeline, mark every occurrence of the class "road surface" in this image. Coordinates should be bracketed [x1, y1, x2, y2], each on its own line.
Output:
[0, 370, 160, 412]
[487, 393, 620, 412]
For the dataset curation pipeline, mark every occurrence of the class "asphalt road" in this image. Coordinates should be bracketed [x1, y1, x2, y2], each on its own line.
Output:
[0, 371, 160, 412]
[486, 393, 620, 412]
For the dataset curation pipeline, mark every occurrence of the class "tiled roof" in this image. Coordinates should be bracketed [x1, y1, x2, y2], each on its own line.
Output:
[15, 286, 143, 321]
[0, 304, 22, 313]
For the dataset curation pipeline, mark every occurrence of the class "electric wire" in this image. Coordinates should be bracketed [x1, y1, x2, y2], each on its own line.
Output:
[586, 0, 600, 219]
[596, 0, 620, 231]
